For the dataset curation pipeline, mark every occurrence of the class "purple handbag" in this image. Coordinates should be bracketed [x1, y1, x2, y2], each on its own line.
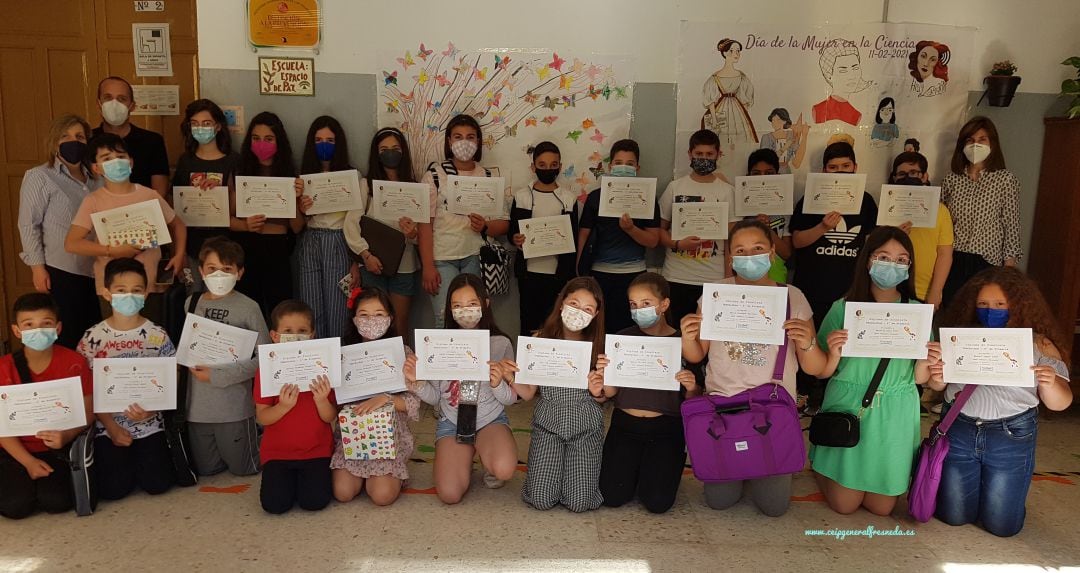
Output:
[908, 385, 977, 522]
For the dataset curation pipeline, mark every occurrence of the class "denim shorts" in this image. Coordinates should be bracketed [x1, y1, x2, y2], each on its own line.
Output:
[435, 411, 510, 442]
[359, 269, 417, 297]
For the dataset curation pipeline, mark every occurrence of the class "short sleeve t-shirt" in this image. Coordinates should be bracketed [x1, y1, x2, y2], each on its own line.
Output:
[253, 372, 335, 464]
[93, 124, 169, 189]
[171, 152, 240, 190]
[579, 188, 660, 273]
[0, 347, 92, 453]
[658, 176, 740, 285]
[908, 202, 954, 300]
[612, 325, 686, 417]
[512, 185, 577, 275]
[423, 162, 510, 261]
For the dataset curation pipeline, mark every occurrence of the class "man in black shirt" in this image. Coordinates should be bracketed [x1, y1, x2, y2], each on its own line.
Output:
[92, 76, 170, 197]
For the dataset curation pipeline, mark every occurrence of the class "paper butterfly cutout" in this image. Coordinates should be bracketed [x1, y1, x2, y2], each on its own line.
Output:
[417, 43, 434, 60]
[566, 130, 582, 142]
[581, 118, 595, 130]
[548, 52, 565, 71]
[397, 52, 415, 70]
[382, 70, 398, 86]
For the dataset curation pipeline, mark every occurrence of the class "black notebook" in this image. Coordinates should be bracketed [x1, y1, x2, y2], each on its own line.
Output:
[358, 216, 407, 277]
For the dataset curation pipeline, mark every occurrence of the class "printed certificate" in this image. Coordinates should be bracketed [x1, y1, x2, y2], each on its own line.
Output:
[414, 329, 490, 382]
[337, 337, 408, 403]
[235, 176, 297, 218]
[372, 180, 431, 223]
[700, 283, 788, 345]
[598, 176, 658, 219]
[174, 186, 230, 228]
[670, 202, 730, 240]
[519, 215, 575, 259]
[802, 173, 867, 215]
[302, 169, 364, 215]
[258, 338, 342, 397]
[0, 377, 86, 437]
[515, 336, 592, 389]
[175, 313, 259, 368]
[91, 199, 172, 248]
[877, 185, 941, 228]
[446, 176, 507, 218]
[93, 357, 178, 413]
[733, 174, 795, 216]
[603, 335, 682, 391]
[941, 328, 1036, 387]
[841, 302, 934, 359]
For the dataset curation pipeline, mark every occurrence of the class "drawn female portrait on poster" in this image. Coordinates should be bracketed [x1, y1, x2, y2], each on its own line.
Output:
[870, 97, 900, 145]
[759, 107, 808, 172]
[908, 40, 950, 98]
[812, 41, 870, 126]
[701, 38, 758, 143]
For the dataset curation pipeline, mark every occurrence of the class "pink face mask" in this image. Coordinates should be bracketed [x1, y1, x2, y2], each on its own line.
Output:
[251, 139, 277, 162]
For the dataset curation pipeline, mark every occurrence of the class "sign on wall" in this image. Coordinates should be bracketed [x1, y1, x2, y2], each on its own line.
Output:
[132, 23, 173, 77]
[258, 57, 314, 96]
[248, 0, 320, 49]
[131, 85, 180, 116]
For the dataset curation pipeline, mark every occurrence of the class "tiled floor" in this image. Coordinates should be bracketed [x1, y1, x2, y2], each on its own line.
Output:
[2, 401, 1079, 572]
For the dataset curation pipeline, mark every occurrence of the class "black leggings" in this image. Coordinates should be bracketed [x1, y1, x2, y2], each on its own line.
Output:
[518, 271, 565, 335]
[0, 449, 73, 519]
[93, 432, 175, 500]
[942, 251, 994, 312]
[599, 409, 686, 514]
[259, 457, 332, 514]
[235, 232, 295, 322]
[46, 266, 101, 350]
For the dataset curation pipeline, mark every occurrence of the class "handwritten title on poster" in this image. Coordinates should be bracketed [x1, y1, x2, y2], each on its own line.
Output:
[258, 57, 315, 96]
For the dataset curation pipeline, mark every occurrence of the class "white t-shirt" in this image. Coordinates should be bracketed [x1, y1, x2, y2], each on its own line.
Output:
[512, 185, 576, 275]
[658, 175, 739, 285]
[422, 163, 510, 261]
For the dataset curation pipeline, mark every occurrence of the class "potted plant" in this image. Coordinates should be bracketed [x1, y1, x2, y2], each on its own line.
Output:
[984, 60, 1021, 107]
[1061, 57, 1080, 119]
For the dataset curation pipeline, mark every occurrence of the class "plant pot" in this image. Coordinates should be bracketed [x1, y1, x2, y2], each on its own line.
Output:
[984, 75, 1022, 107]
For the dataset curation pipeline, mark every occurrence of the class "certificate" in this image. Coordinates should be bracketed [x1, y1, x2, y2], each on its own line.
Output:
[733, 175, 795, 216]
[700, 283, 788, 345]
[802, 173, 867, 215]
[941, 328, 1036, 387]
[174, 186, 230, 228]
[877, 185, 941, 228]
[235, 176, 297, 218]
[337, 337, 408, 403]
[598, 176, 658, 219]
[175, 313, 260, 368]
[91, 198, 172, 248]
[372, 180, 431, 223]
[841, 302, 934, 359]
[93, 357, 178, 413]
[302, 169, 364, 215]
[0, 377, 86, 437]
[258, 338, 343, 397]
[446, 176, 506, 218]
[520, 215, 575, 259]
[603, 335, 682, 391]
[515, 336, 592, 389]
[670, 202, 730, 241]
[414, 329, 490, 382]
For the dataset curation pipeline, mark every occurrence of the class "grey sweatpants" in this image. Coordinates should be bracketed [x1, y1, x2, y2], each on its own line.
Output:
[188, 418, 261, 477]
[704, 474, 793, 517]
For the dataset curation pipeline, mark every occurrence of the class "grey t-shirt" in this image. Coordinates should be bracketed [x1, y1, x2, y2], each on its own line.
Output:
[413, 335, 516, 429]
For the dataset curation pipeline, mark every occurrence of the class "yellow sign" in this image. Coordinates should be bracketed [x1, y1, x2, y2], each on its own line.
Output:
[248, 0, 320, 48]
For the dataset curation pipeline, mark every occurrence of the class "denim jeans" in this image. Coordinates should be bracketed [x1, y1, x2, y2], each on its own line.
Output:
[935, 405, 1038, 537]
[431, 255, 480, 328]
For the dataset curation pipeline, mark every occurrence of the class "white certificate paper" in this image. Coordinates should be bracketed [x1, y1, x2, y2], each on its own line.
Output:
[520, 215, 575, 259]
[603, 335, 682, 391]
[877, 185, 941, 228]
[515, 336, 592, 389]
[0, 377, 86, 437]
[670, 202, 730, 241]
[941, 328, 1036, 387]
[258, 338, 343, 397]
[700, 283, 788, 345]
[175, 313, 259, 368]
[447, 176, 506, 218]
[337, 337, 408, 403]
[174, 186, 230, 228]
[734, 175, 795, 216]
[414, 329, 490, 382]
[93, 357, 178, 413]
[92, 198, 173, 248]
[841, 302, 934, 359]
[235, 176, 297, 218]
[372, 180, 431, 223]
[802, 173, 867, 215]
[302, 169, 364, 215]
[598, 176, 658, 219]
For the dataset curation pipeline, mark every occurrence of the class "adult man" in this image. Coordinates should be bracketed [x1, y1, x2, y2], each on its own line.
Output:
[92, 76, 170, 197]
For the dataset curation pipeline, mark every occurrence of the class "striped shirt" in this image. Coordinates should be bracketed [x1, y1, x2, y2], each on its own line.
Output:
[18, 161, 100, 277]
[941, 169, 1023, 265]
[946, 345, 1069, 420]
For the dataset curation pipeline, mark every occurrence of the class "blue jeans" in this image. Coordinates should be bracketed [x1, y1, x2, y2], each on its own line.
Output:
[431, 255, 480, 328]
[935, 406, 1038, 537]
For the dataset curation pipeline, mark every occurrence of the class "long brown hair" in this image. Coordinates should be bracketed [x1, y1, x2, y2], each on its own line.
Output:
[441, 274, 506, 339]
[950, 116, 1006, 174]
[844, 226, 917, 303]
[939, 267, 1067, 352]
[535, 277, 605, 367]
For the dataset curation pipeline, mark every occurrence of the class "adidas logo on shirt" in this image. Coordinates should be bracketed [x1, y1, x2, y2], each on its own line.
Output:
[817, 220, 861, 257]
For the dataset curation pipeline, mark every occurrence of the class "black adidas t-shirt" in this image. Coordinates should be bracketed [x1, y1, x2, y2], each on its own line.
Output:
[790, 193, 878, 322]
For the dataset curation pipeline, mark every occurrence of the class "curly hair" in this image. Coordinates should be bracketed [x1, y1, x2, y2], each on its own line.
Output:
[908, 40, 951, 83]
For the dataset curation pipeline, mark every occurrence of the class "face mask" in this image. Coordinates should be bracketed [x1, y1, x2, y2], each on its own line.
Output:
[610, 164, 637, 177]
[450, 139, 478, 162]
[110, 293, 146, 317]
[203, 270, 237, 296]
[315, 141, 336, 162]
[277, 333, 312, 343]
[191, 126, 217, 145]
[20, 327, 58, 352]
[535, 168, 559, 185]
[869, 260, 910, 290]
[101, 158, 132, 183]
[251, 140, 277, 162]
[58, 141, 87, 165]
[379, 149, 403, 169]
[354, 315, 393, 340]
[976, 307, 1010, 328]
[101, 99, 130, 126]
[893, 175, 924, 186]
[452, 306, 483, 329]
[732, 253, 772, 281]
[561, 305, 595, 332]
[963, 143, 991, 165]
[630, 306, 660, 328]
[690, 157, 717, 176]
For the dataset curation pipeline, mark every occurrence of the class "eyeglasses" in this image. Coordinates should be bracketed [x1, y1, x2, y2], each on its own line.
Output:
[893, 169, 923, 179]
[872, 253, 911, 266]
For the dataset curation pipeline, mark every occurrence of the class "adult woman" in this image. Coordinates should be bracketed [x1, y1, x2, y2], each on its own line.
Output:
[701, 38, 757, 144]
[758, 108, 808, 173]
[908, 41, 950, 98]
[17, 114, 102, 348]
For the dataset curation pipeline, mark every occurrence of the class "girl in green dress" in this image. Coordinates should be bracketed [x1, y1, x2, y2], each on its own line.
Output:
[811, 226, 934, 516]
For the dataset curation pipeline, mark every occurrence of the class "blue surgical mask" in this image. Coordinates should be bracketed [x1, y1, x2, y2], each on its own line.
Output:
[976, 307, 1010, 328]
[110, 293, 146, 317]
[869, 260, 910, 289]
[20, 327, 58, 351]
[610, 164, 637, 177]
[101, 158, 132, 183]
[630, 306, 660, 328]
[315, 141, 336, 162]
[191, 126, 217, 145]
[732, 253, 772, 281]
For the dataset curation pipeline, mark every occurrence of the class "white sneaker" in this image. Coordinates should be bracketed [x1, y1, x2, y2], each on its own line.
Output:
[483, 471, 505, 489]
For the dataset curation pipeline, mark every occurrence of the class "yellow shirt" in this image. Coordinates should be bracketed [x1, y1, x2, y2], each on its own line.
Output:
[908, 203, 954, 299]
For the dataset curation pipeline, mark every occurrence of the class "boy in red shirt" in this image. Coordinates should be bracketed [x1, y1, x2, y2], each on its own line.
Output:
[0, 293, 94, 519]
[254, 300, 336, 514]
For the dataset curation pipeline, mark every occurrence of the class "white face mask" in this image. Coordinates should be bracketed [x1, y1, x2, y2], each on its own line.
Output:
[101, 99, 130, 126]
[450, 139, 478, 162]
[963, 143, 991, 165]
[561, 304, 595, 332]
[203, 270, 237, 296]
[451, 306, 483, 329]
[277, 333, 311, 343]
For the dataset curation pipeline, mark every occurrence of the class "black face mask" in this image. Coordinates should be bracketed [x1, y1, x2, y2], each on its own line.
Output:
[535, 168, 559, 185]
[58, 140, 87, 165]
[893, 175, 925, 186]
[379, 149, 403, 169]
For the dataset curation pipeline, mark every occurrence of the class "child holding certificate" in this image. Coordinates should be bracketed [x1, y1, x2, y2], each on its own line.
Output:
[744, 149, 794, 283]
[77, 258, 177, 500]
[928, 267, 1072, 536]
[254, 300, 337, 514]
[404, 274, 517, 504]
[331, 287, 419, 507]
[516, 277, 607, 513]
